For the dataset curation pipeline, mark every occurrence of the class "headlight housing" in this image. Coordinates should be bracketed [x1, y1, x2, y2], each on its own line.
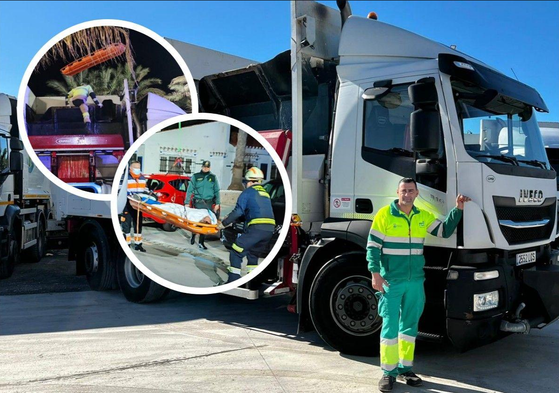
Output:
[473, 290, 499, 312]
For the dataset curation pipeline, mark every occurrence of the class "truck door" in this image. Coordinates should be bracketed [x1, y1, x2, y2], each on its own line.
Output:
[354, 75, 451, 221]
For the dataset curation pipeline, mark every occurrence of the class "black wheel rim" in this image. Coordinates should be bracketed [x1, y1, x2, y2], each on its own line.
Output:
[329, 274, 382, 336]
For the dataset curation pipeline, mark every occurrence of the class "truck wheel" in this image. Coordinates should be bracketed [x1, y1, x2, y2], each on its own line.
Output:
[116, 253, 169, 303]
[309, 253, 382, 356]
[78, 220, 116, 290]
[162, 223, 177, 232]
[25, 218, 46, 263]
[0, 238, 18, 279]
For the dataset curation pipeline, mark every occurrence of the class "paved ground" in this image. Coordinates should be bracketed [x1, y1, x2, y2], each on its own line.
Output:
[0, 290, 558, 393]
[132, 222, 261, 288]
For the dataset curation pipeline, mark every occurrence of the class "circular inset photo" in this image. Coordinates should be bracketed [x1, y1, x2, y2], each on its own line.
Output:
[111, 114, 292, 293]
[17, 20, 197, 201]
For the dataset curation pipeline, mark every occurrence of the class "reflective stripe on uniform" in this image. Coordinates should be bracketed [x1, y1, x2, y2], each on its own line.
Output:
[248, 217, 275, 226]
[367, 240, 382, 248]
[247, 264, 258, 273]
[228, 266, 242, 275]
[427, 219, 442, 233]
[380, 336, 399, 373]
[257, 191, 270, 198]
[399, 333, 416, 365]
[380, 337, 398, 346]
[369, 228, 386, 241]
[232, 243, 244, 253]
[125, 235, 131, 244]
[382, 248, 425, 256]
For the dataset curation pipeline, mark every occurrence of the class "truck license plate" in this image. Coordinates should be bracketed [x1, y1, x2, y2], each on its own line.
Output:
[516, 251, 536, 266]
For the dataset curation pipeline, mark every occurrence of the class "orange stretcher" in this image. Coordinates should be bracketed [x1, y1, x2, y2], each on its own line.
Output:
[128, 197, 219, 236]
[61, 43, 126, 76]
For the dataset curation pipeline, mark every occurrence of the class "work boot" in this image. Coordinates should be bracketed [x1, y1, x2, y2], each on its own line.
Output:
[398, 371, 422, 387]
[378, 375, 395, 392]
[190, 235, 196, 245]
[85, 122, 92, 132]
[198, 242, 207, 250]
[135, 244, 147, 253]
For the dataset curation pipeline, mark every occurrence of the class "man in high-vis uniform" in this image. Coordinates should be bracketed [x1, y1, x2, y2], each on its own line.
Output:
[367, 178, 470, 392]
[121, 161, 147, 252]
[220, 167, 275, 283]
[186, 160, 221, 250]
[67, 84, 102, 129]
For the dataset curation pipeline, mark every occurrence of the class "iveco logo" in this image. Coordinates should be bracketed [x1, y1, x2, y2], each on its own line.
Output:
[518, 189, 544, 204]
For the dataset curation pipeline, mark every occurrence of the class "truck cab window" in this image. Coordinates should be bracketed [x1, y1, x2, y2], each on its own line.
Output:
[363, 84, 412, 153]
[0, 137, 8, 173]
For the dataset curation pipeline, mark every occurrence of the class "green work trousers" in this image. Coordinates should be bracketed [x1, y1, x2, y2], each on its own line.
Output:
[377, 279, 425, 377]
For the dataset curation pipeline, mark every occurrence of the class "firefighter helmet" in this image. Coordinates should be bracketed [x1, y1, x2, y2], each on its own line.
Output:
[245, 167, 264, 182]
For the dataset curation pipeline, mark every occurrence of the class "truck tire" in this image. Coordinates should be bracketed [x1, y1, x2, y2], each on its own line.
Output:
[77, 220, 116, 290]
[24, 217, 46, 263]
[162, 223, 177, 232]
[116, 253, 169, 303]
[0, 238, 18, 279]
[309, 253, 382, 356]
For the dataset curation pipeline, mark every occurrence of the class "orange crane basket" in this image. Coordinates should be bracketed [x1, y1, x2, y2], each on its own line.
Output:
[61, 43, 126, 76]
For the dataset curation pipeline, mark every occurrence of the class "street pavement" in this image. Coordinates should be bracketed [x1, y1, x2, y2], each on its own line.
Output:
[0, 290, 558, 393]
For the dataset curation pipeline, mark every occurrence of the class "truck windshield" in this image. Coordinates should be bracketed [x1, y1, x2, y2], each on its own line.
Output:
[453, 82, 550, 170]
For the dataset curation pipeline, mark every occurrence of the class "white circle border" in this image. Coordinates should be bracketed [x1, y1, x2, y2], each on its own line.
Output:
[16, 19, 199, 202]
[110, 113, 293, 295]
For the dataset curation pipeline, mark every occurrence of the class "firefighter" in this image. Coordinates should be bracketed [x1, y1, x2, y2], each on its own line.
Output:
[186, 160, 221, 250]
[367, 178, 470, 392]
[66, 84, 102, 130]
[121, 161, 147, 252]
[219, 167, 275, 283]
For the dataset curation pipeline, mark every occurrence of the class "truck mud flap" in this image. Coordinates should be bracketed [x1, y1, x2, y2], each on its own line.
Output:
[522, 265, 559, 325]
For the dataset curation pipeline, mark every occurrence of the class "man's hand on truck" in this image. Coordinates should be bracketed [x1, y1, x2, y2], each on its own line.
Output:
[456, 194, 472, 210]
[372, 273, 389, 293]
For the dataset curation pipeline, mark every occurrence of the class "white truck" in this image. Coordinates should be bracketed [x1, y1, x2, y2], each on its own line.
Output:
[195, 1, 559, 354]
[0, 94, 50, 277]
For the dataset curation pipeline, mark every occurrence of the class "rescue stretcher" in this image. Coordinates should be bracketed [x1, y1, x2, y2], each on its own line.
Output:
[128, 195, 219, 236]
[61, 43, 126, 76]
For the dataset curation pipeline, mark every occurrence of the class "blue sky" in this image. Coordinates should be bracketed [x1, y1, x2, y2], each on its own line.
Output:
[1, 1, 558, 121]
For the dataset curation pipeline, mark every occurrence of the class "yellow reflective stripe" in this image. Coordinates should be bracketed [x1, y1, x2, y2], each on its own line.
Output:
[399, 339, 416, 362]
[247, 264, 258, 272]
[228, 266, 242, 275]
[248, 218, 276, 226]
[257, 191, 270, 198]
[232, 243, 244, 253]
[380, 339, 399, 370]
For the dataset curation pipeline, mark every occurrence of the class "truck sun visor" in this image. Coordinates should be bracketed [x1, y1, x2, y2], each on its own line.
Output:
[438, 53, 549, 113]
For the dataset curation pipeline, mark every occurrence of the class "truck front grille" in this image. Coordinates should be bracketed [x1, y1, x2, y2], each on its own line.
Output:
[493, 197, 555, 245]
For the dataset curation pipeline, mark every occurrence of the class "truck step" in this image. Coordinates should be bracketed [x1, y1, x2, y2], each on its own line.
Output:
[223, 287, 259, 300]
[417, 331, 445, 343]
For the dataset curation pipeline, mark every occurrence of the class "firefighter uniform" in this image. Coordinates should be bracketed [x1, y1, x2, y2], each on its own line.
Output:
[366, 200, 462, 377]
[121, 173, 147, 248]
[222, 184, 275, 282]
[67, 85, 101, 124]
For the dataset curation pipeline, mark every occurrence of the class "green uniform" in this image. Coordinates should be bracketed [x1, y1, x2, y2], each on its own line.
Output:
[366, 200, 462, 377]
[186, 171, 221, 206]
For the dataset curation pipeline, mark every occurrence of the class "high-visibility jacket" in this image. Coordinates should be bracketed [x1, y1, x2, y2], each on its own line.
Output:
[127, 173, 146, 195]
[68, 85, 97, 101]
[186, 171, 220, 205]
[366, 200, 462, 282]
[222, 185, 275, 228]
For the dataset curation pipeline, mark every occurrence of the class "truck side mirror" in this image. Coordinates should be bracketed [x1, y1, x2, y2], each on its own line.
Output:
[10, 137, 23, 151]
[10, 151, 22, 172]
[409, 79, 441, 154]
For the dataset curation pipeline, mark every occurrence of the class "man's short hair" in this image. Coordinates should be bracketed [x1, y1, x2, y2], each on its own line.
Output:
[398, 177, 417, 189]
[130, 160, 141, 166]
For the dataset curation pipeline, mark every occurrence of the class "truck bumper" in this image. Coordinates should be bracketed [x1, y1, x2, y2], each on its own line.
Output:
[445, 260, 559, 351]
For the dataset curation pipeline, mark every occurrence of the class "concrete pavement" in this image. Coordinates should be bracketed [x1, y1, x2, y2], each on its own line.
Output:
[1, 290, 558, 392]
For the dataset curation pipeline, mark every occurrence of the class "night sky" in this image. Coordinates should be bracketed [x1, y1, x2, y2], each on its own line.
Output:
[28, 29, 184, 96]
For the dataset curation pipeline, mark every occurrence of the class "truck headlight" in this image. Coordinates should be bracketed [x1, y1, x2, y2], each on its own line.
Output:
[473, 290, 499, 312]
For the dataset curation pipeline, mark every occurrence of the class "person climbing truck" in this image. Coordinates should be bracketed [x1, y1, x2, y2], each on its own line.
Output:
[66, 84, 102, 130]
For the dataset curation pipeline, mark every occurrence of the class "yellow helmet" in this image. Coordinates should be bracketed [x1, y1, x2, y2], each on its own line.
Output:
[245, 167, 264, 182]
